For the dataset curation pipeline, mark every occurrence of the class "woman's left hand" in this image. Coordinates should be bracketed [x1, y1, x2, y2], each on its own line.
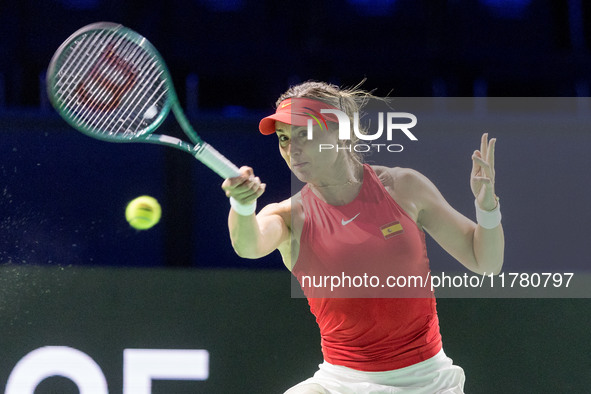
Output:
[471, 133, 498, 211]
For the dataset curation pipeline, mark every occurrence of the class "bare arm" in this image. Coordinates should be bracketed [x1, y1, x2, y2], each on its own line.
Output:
[401, 134, 504, 275]
[222, 166, 290, 259]
[417, 177, 504, 275]
[469, 134, 504, 274]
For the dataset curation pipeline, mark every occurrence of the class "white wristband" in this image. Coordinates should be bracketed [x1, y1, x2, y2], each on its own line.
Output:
[230, 197, 257, 216]
[475, 199, 501, 229]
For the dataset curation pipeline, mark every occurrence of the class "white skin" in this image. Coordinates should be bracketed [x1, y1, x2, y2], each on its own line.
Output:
[223, 122, 503, 394]
[222, 121, 504, 275]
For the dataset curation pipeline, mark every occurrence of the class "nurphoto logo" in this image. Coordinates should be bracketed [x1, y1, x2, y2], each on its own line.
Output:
[306, 109, 418, 153]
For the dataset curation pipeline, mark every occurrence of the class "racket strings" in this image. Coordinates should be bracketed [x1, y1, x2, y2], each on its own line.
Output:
[75, 33, 148, 131]
[69, 32, 139, 129]
[98, 40, 168, 137]
[78, 33, 146, 132]
[56, 29, 135, 129]
[97, 44, 168, 137]
[57, 29, 124, 113]
[54, 29, 116, 98]
[52, 27, 169, 138]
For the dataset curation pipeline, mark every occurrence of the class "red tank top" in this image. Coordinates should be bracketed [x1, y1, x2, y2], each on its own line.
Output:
[292, 164, 442, 371]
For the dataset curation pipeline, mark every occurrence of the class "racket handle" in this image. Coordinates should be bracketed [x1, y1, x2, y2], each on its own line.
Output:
[194, 143, 241, 179]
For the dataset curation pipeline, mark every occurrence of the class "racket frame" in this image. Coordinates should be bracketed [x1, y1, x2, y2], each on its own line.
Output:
[47, 22, 240, 178]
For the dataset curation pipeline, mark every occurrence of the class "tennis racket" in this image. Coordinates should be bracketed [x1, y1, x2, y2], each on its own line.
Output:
[46, 21, 240, 179]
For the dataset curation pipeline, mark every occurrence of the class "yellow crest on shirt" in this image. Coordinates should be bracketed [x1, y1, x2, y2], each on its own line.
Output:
[380, 221, 404, 239]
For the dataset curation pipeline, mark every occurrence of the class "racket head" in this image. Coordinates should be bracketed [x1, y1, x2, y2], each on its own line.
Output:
[47, 22, 175, 142]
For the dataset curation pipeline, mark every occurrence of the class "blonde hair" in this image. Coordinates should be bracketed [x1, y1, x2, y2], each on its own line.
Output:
[275, 80, 379, 163]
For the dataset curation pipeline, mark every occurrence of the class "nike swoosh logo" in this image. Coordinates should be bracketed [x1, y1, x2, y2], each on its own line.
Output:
[341, 213, 361, 226]
[281, 102, 293, 108]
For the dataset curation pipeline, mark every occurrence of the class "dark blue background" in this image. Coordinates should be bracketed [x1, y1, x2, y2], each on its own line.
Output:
[0, 0, 591, 274]
[1, 3, 590, 393]
[2, 106, 591, 276]
[2, 0, 591, 109]
[1, 0, 591, 271]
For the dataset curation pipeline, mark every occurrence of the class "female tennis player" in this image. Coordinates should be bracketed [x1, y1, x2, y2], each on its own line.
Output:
[222, 81, 504, 393]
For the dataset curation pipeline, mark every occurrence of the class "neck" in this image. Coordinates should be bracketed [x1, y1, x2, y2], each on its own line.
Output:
[308, 161, 365, 206]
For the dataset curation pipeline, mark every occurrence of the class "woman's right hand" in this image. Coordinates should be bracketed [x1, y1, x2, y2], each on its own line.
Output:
[221, 166, 266, 204]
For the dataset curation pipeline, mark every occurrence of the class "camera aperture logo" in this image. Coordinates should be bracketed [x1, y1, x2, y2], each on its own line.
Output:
[303, 106, 328, 132]
[305, 108, 418, 153]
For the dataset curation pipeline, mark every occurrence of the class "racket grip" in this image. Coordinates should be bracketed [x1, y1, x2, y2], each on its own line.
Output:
[194, 143, 241, 179]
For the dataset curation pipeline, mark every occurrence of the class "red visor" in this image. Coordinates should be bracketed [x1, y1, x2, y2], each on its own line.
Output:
[258, 97, 341, 135]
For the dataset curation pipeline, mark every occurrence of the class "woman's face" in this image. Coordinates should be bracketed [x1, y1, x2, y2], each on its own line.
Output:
[275, 120, 341, 184]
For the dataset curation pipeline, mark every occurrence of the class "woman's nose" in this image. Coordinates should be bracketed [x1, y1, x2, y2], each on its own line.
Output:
[288, 139, 302, 156]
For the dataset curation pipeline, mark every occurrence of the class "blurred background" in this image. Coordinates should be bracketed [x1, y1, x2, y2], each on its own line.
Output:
[2, 0, 591, 269]
[1, 1, 590, 393]
[2, 0, 591, 109]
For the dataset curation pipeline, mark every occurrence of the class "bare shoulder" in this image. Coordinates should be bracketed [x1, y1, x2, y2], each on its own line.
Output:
[370, 165, 430, 193]
[370, 165, 436, 224]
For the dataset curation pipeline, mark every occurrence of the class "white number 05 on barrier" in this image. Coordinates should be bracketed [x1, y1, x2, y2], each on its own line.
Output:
[5, 346, 209, 394]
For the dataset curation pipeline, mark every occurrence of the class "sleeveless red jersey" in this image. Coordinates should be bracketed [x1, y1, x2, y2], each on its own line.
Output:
[292, 164, 442, 371]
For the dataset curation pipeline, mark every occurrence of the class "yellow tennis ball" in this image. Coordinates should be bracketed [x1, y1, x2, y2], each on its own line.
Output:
[125, 196, 161, 230]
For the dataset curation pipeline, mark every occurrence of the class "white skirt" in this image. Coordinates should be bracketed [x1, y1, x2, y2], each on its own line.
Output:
[286, 349, 465, 394]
